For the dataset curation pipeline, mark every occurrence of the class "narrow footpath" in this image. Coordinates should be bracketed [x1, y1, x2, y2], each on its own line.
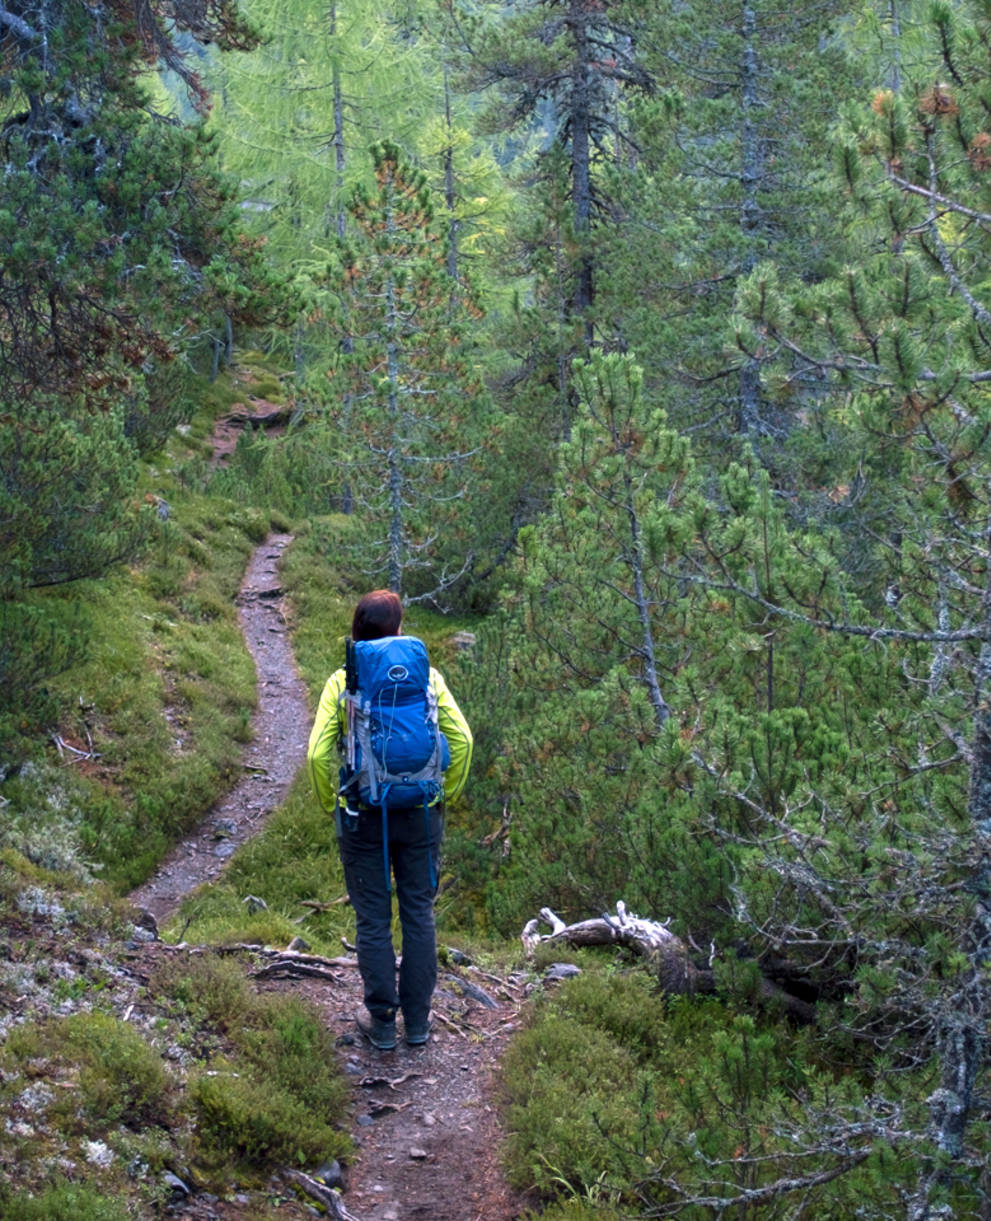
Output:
[128, 535, 530, 1221]
[129, 533, 308, 924]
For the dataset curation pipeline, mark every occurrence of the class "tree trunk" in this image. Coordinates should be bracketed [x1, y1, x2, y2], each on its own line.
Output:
[737, 5, 762, 433]
[569, 0, 594, 347]
[623, 464, 670, 728]
[443, 61, 459, 293]
[928, 495, 991, 1166]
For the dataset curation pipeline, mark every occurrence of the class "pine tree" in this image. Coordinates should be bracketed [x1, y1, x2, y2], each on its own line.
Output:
[712, 1, 991, 1196]
[598, 0, 865, 458]
[0, 0, 287, 592]
[320, 142, 489, 599]
[464, 0, 654, 433]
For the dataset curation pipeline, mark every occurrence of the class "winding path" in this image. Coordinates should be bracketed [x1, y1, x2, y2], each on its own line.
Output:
[128, 532, 528, 1218]
[129, 533, 310, 924]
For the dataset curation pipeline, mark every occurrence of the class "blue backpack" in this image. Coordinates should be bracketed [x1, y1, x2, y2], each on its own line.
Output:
[339, 635, 450, 815]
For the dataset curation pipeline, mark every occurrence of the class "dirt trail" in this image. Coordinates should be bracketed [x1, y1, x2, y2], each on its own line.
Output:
[128, 534, 530, 1220]
[129, 533, 309, 922]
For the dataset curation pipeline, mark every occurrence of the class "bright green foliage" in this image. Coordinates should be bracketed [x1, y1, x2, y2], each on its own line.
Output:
[316, 141, 491, 598]
[464, 334, 991, 1202]
[463, 352, 725, 929]
[464, 354, 876, 940]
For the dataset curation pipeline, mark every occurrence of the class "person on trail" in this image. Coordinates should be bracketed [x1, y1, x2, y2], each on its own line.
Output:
[307, 590, 473, 1050]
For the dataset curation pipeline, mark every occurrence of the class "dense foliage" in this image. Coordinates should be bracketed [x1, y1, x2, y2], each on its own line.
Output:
[6, 0, 991, 1215]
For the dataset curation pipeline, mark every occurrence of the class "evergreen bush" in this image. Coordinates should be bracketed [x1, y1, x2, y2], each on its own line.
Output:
[0, 1182, 129, 1221]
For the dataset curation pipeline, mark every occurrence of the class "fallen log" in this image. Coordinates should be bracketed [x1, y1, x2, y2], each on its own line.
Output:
[225, 405, 290, 428]
[522, 903, 816, 1023]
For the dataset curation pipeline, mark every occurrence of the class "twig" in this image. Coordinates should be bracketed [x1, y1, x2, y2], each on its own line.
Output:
[434, 1009, 469, 1037]
[359, 1071, 421, 1092]
[50, 733, 101, 762]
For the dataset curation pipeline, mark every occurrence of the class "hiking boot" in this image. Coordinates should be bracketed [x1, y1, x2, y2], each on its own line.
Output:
[355, 1005, 396, 1050]
[404, 1013, 433, 1046]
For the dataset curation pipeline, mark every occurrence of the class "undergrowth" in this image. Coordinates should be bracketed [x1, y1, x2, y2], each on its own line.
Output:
[0, 854, 350, 1218]
[501, 970, 948, 1219]
[0, 360, 289, 891]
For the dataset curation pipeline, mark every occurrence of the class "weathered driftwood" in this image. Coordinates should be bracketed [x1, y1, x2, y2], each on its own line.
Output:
[522, 904, 816, 1022]
[523, 903, 705, 995]
[245, 945, 358, 982]
[283, 1168, 361, 1220]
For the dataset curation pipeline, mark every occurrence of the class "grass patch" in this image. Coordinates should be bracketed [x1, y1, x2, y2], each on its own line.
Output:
[1, 409, 283, 891]
[149, 951, 351, 1182]
[166, 773, 348, 950]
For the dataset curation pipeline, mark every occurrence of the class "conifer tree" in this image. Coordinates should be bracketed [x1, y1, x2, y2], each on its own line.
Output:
[320, 142, 488, 599]
[466, 355, 991, 1206]
[464, 0, 654, 431]
[0, 0, 287, 591]
[715, 0, 991, 1196]
[599, 0, 864, 457]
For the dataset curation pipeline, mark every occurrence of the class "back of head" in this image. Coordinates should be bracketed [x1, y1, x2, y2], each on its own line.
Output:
[352, 589, 403, 642]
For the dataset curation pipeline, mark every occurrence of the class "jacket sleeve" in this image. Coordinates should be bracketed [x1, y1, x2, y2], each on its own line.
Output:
[432, 667, 473, 804]
[307, 668, 346, 815]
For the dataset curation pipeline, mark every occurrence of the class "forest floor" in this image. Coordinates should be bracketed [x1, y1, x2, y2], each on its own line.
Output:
[127, 530, 533, 1221]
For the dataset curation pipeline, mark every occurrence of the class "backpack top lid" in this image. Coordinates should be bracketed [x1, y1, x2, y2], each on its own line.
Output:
[351, 635, 430, 703]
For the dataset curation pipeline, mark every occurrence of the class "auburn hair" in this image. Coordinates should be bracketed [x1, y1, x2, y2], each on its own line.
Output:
[352, 589, 403, 641]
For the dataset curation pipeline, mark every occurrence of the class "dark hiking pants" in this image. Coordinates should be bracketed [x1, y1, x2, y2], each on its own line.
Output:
[337, 803, 444, 1033]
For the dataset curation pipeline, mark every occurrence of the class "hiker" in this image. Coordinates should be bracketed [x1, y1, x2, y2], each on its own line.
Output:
[307, 589, 473, 1050]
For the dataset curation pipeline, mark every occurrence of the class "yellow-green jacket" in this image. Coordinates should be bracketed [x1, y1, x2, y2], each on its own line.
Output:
[307, 663, 473, 815]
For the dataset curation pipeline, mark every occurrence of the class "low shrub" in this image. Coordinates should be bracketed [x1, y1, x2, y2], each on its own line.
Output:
[149, 951, 351, 1177]
[1, 1181, 130, 1221]
[5, 1011, 173, 1133]
[192, 1069, 345, 1172]
[499, 972, 927, 1218]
